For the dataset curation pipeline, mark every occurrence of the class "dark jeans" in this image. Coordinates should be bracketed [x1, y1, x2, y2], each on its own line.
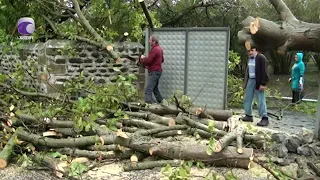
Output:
[145, 71, 163, 104]
[292, 89, 304, 104]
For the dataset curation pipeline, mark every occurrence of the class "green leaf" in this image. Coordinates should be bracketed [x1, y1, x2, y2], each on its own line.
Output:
[48, 151, 62, 158]
[97, 112, 105, 118]
[197, 161, 205, 169]
[187, 161, 193, 167]
[208, 120, 215, 132]
[179, 168, 188, 177]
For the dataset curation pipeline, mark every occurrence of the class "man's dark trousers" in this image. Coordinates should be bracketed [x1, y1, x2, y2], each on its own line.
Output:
[145, 71, 163, 104]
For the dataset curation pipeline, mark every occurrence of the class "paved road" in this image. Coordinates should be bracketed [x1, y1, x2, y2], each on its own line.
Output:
[232, 108, 316, 135]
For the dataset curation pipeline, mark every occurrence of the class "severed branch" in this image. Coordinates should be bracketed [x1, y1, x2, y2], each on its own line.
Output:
[139, 0, 154, 28]
[0, 83, 61, 101]
[69, 0, 120, 61]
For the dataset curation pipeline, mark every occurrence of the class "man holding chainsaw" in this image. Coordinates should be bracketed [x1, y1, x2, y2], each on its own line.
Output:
[138, 35, 165, 104]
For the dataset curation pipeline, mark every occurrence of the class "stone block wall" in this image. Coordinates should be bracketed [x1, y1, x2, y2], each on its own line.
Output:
[0, 39, 146, 94]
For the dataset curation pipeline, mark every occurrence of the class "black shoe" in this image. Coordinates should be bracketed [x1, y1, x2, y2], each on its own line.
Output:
[257, 117, 269, 126]
[239, 115, 253, 122]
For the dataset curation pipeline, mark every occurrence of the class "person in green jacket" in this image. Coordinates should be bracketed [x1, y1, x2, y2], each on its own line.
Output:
[288, 52, 305, 104]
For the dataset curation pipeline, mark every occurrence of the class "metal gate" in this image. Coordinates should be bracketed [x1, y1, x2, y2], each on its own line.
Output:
[145, 27, 230, 109]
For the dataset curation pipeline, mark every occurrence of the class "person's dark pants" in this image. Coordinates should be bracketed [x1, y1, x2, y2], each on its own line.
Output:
[145, 71, 163, 104]
[292, 89, 304, 104]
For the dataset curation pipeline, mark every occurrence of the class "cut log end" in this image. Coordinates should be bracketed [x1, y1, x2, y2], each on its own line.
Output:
[245, 41, 251, 50]
[237, 148, 243, 154]
[130, 154, 138, 164]
[149, 148, 153, 155]
[99, 136, 105, 146]
[249, 17, 260, 34]
[0, 159, 7, 169]
[214, 143, 222, 152]
[6, 120, 12, 127]
[168, 119, 176, 126]
[106, 45, 113, 51]
[43, 131, 58, 137]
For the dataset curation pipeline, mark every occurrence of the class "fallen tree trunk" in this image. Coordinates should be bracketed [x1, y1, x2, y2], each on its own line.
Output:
[0, 133, 18, 168]
[238, 0, 320, 54]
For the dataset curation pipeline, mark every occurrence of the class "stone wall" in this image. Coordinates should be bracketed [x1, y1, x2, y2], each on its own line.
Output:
[0, 39, 146, 94]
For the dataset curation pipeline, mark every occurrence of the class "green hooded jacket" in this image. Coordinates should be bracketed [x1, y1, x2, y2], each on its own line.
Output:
[291, 52, 305, 90]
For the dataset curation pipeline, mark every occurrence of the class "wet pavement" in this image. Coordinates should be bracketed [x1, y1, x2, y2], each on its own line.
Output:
[232, 108, 316, 135]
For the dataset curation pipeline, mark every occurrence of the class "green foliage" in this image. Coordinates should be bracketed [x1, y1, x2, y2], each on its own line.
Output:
[206, 120, 217, 155]
[227, 51, 244, 108]
[161, 162, 191, 180]
[169, 90, 194, 110]
[17, 153, 33, 168]
[69, 161, 89, 178]
[63, 70, 137, 132]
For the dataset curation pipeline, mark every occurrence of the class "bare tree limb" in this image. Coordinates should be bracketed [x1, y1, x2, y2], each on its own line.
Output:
[268, 0, 298, 23]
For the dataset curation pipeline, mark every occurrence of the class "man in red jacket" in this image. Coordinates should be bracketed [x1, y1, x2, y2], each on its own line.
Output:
[140, 35, 165, 104]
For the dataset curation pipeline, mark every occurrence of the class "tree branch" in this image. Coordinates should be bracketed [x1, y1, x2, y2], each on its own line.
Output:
[268, 0, 298, 23]
[69, 0, 120, 61]
[162, 1, 234, 27]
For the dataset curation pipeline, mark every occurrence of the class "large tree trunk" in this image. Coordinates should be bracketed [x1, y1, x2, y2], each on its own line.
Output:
[238, 0, 320, 139]
[238, 0, 320, 54]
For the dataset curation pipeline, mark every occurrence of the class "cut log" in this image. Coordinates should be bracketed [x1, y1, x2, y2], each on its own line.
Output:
[32, 152, 68, 178]
[124, 103, 181, 116]
[16, 127, 254, 169]
[87, 144, 118, 151]
[198, 119, 228, 131]
[127, 111, 176, 126]
[130, 152, 147, 164]
[125, 102, 232, 121]
[214, 126, 244, 153]
[194, 108, 214, 119]
[135, 125, 188, 136]
[122, 127, 140, 133]
[56, 147, 142, 160]
[149, 143, 253, 169]
[153, 130, 186, 138]
[0, 133, 18, 168]
[178, 114, 227, 137]
[120, 119, 164, 129]
[123, 160, 182, 171]
[238, 15, 320, 53]
[236, 127, 246, 154]
[189, 107, 233, 121]
[16, 127, 115, 148]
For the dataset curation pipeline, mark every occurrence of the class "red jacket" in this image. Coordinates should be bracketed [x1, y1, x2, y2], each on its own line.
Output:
[142, 44, 164, 72]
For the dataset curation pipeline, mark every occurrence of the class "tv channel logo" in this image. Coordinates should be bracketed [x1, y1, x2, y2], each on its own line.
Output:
[17, 17, 35, 40]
